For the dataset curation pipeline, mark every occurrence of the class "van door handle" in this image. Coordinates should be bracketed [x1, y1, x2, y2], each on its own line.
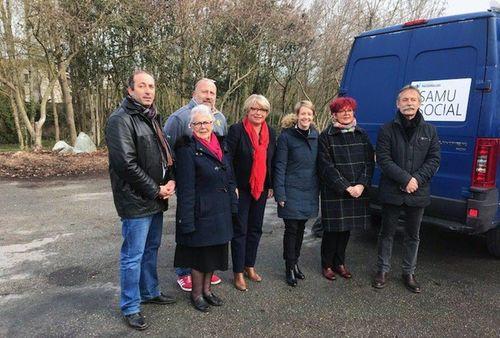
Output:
[475, 80, 491, 92]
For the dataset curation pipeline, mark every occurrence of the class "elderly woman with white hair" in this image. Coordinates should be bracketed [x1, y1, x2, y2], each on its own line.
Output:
[174, 104, 238, 312]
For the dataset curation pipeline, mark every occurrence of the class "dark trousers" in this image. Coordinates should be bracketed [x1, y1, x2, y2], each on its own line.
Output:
[376, 203, 424, 274]
[231, 189, 267, 273]
[321, 231, 350, 268]
[283, 219, 307, 269]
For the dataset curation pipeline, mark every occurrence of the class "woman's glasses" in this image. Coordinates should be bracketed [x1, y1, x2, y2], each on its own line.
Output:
[191, 121, 213, 128]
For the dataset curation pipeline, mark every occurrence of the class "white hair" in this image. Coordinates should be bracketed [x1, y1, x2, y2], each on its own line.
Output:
[189, 104, 213, 124]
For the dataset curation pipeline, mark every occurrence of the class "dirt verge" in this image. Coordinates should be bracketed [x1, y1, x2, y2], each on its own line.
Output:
[0, 150, 108, 179]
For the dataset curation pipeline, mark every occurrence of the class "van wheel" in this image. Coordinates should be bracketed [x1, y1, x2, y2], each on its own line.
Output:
[486, 227, 500, 258]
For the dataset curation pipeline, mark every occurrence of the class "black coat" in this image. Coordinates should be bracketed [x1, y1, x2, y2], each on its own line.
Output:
[317, 124, 375, 232]
[174, 135, 238, 247]
[105, 97, 174, 219]
[273, 127, 319, 219]
[376, 111, 441, 207]
[226, 121, 276, 193]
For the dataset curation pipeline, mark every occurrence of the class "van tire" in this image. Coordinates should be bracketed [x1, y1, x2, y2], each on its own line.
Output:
[486, 227, 500, 258]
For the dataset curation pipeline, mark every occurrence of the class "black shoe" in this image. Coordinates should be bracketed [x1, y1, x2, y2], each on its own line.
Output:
[286, 268, 297, 286]
[372, 271, 387, 289]
[293, 264, 305, 280]
[124, 312, 148, 331]
[203, 292, 223, 306]
[402, 274, 421, 293]
[141, 292, 176, 305]
[190, 295, 210, 312]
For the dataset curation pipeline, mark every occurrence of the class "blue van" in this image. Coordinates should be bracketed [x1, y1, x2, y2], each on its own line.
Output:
[340, 11, 500, 257]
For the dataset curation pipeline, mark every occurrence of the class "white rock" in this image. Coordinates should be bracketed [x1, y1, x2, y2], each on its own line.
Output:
[73, 132, 97, 153]
[52, 140, 74, 154]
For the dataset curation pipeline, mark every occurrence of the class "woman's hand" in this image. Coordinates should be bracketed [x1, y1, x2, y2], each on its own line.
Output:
[346, 184, 364, 198]
[267, 189, 274, 199]
[353, 184, 365, 196]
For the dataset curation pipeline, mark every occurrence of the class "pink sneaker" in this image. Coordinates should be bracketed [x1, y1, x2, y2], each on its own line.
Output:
[177, 275, 192, 292]
[211, 274, 222, 285]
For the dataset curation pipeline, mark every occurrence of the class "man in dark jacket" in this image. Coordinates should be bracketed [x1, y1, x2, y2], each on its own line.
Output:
[372, 85, 440, 293]
[106, 70, 176, 330]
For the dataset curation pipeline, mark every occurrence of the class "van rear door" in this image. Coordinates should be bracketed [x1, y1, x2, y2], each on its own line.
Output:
[404, 17, 488, 224]
[340, 30, 412, 185]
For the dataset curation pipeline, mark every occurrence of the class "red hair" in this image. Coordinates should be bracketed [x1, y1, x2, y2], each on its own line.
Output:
[329, 97, 357, 114]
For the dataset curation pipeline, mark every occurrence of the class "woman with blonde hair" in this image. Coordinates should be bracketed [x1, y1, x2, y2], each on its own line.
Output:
[274, 100, 319, 286]
[226, 94, 276, 291]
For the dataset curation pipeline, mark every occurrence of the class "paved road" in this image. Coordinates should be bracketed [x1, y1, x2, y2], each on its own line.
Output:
[0, 177, 499, 337]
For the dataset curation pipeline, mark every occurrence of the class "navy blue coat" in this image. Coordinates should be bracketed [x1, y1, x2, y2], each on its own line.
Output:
[174, 135, 238, 247]
[377, 111, 440, 207]
[273, 127, 319, 219]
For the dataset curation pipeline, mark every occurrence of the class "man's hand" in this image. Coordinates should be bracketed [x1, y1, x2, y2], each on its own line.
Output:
[158, 180, 176, 199]
[165, 180, 176, 194]
[278, 201, 285, 207]
[405, 177, 418, 194]
[267, 189, 274, 199]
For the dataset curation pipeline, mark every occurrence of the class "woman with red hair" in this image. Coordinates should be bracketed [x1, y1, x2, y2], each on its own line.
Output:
[317, 96, 375, 281]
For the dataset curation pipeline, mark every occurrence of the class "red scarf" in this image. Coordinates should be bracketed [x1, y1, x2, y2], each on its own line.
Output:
[194, 133, 223, 162]
[243, 117, 269, 200]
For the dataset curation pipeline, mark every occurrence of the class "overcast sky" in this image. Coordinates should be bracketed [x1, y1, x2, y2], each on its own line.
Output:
[445, 0, 491, 15]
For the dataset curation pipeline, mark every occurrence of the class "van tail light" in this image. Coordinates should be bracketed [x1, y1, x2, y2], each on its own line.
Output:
[471, 138, 500, 188]
[467, 208, 479, 218]
[403, 19, 428, 27]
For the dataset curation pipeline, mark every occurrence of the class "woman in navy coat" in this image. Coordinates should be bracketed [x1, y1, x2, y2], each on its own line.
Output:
[226, 94, 276, 291]
[174, 105, 238, 312]
[274, 101, 319, 286]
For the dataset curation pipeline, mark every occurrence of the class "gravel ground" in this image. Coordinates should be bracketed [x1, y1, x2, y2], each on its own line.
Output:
[0, 177, 498, 337]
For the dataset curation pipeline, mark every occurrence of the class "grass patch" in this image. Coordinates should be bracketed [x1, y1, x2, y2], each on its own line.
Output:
[0, 144, 22, 152]
[0, 140, 57, 152]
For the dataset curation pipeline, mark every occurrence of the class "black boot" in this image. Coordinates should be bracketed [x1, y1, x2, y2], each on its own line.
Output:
[286, 268, 297, 286]
[293, 264, 305, 280]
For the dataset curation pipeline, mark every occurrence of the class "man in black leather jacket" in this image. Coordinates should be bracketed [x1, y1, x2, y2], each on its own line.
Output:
[372, 85, 440, 294]
[105, 70, 176, 331]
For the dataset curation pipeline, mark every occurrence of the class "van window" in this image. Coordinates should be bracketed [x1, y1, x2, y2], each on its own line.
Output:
[348, 55, 400, 126]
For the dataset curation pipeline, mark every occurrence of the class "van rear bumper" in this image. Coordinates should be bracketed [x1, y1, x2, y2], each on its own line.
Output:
[465, 187, 499, 234]
[369, 187, 498, 234]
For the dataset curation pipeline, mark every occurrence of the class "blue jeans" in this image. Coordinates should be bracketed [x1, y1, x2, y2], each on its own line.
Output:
[120, 212, 163, 315]
[175, 267, 191, 277]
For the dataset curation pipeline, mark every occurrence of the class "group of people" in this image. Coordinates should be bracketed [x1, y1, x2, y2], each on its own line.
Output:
[105, 70, 440, 330]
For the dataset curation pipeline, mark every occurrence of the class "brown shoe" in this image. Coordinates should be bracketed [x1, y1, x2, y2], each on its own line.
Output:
[335, 265, 352, 279]
[372, 271, 387, 289]
[322, 267, 336, 281]
[234, 272, 248, 291]
[402, 274, 421, 293]
[244, 267, 262, 282]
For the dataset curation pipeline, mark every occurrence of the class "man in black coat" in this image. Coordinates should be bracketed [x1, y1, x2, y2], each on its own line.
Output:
[106, 70, 176, 330]
[372, 85, 440, 293]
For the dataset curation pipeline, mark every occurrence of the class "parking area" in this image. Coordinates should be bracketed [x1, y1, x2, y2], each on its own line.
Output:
[0, 177, 498, 337]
